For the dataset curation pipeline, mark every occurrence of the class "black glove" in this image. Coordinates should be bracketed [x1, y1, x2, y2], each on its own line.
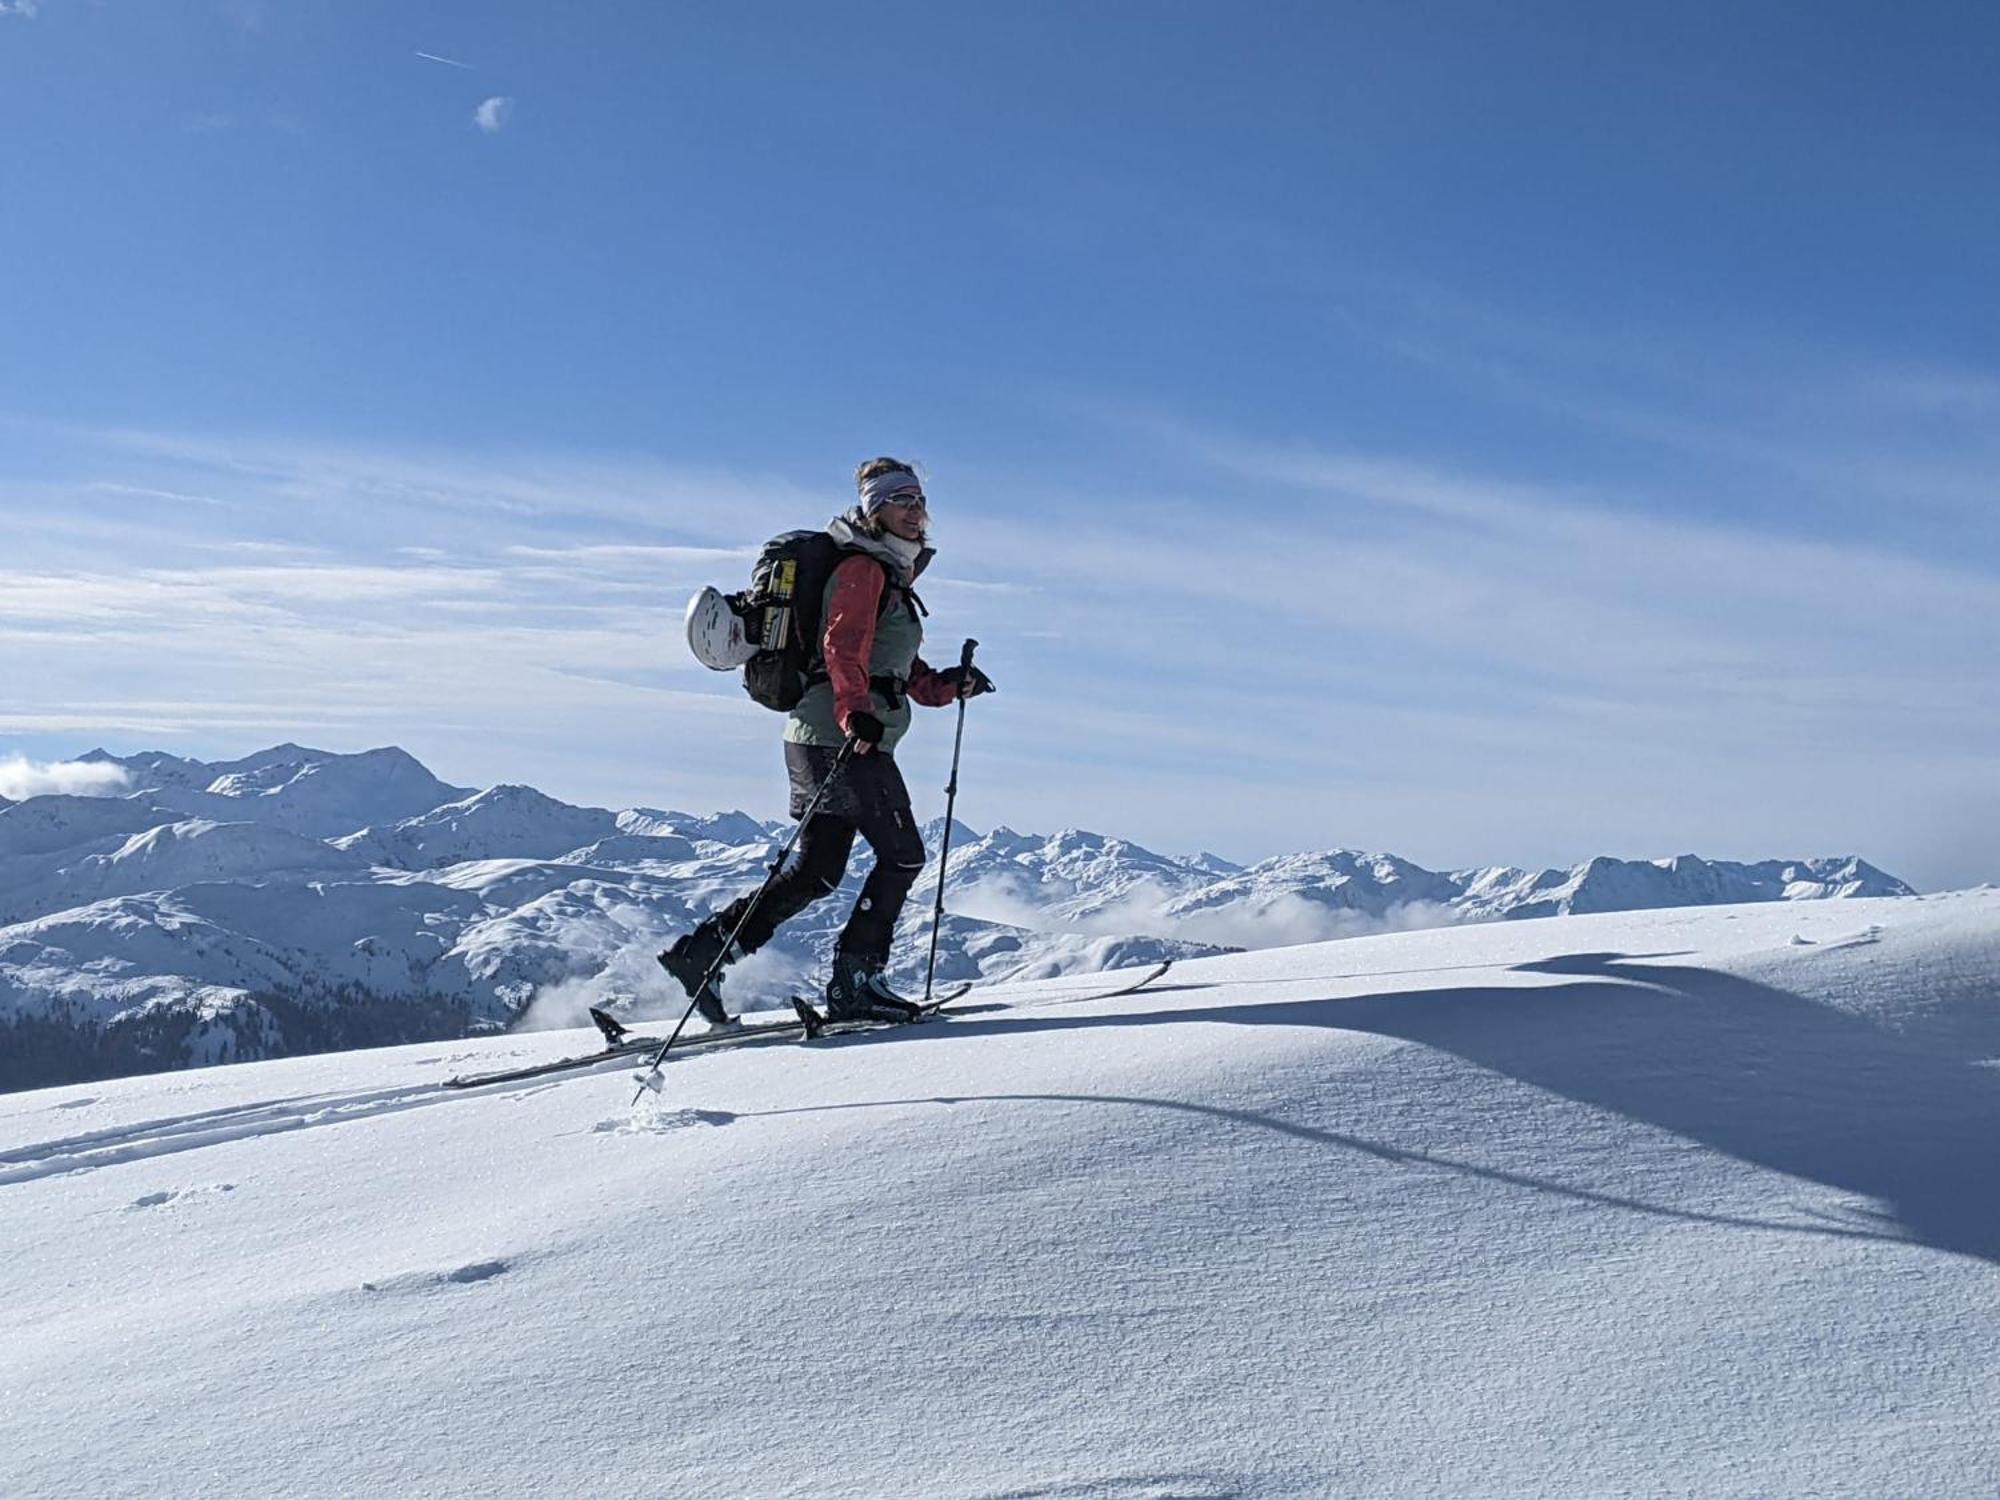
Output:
[941, 665, 996, 699]
[845, 711, 886, 745]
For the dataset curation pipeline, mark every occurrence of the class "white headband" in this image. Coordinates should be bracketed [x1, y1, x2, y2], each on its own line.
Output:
[858, 469, 925, 513]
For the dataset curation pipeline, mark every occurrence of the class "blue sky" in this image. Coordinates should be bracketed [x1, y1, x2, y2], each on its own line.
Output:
[2, 1, 1996, 890]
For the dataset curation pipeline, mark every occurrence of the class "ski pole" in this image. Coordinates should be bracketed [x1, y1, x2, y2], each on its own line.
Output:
[923, 638, 979, 1005]
[632, 734, 861, 1101]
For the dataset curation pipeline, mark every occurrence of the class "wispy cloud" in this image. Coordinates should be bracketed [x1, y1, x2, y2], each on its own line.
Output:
[0, 426, 809, 816]
[1, 420, 1993, 890]
[74, 425, 819, 542]
[1291, 281, 2000, 551]
[935, 409, 2000, 888]
[0, 0, 41, 17]
[0, 757, 130, 801]
[415, 50, 474, 70]
[474, 96, 513, 134]
[502, 544, 756, 566]
[1840, 363, 2000, 418]
[952, 871, 1460, 949]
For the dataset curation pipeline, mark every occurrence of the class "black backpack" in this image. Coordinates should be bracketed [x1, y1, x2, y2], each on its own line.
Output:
[734, 531, 886, 711]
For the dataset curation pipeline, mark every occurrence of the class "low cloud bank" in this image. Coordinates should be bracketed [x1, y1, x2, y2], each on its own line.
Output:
[0, 757, 132, 801]
[950, 873, 1464, 951]
[518, 932, 807, 1034]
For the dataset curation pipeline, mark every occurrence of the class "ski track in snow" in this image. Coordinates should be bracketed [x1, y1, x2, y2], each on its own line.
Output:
[0, 1082, 462, 1185]
[0, 969, 1177, 1178]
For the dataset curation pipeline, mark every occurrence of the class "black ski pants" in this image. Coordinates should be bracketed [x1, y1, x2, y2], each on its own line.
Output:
[716, 744, 927, 970]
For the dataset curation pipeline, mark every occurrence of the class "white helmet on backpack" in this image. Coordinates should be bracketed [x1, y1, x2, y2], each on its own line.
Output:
[684, 585, 759, 671]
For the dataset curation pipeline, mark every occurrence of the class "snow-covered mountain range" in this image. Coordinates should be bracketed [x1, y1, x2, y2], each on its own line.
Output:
[0, 743, 1913, 1092]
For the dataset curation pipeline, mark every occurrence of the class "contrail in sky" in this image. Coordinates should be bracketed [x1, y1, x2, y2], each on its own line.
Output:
[415, 50, 474, 69]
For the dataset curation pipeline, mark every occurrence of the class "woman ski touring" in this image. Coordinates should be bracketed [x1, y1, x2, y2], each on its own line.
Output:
[660, 457, 994, 1027]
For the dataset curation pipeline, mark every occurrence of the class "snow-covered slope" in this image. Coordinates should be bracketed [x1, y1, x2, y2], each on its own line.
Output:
[333, 784, 620, 868]
[0, 743, 1921, 1093]
[2, 892, 1994, 1497]
[616, 807, 781, 845]
[0, 791, 184, 860]
[1453, 852, 1909, 919]
[4, 819, 369, 927]
[121, 744, 472, 841]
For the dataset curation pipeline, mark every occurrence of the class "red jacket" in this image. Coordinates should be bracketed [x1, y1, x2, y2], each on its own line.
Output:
[822, 554, 958, 733]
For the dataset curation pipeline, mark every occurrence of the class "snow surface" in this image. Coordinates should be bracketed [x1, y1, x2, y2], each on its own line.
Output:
[3, 891, 1995, 1497]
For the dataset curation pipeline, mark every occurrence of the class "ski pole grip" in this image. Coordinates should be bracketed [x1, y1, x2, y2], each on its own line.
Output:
[959, 638, 978, 672]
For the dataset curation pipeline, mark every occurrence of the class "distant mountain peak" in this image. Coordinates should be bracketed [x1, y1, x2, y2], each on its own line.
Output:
[616, 808, 777, 845]
[463, 783, 571, 808]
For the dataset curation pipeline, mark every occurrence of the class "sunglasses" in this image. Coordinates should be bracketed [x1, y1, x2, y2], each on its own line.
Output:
[882, 490, 927, 509]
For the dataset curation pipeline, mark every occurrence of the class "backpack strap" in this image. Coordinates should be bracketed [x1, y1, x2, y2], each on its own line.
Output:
[802, 552, 896, 688]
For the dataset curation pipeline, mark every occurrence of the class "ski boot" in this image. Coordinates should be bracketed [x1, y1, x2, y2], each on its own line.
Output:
[823, 954, 925, 1025]
[657, 922, 739, 1028]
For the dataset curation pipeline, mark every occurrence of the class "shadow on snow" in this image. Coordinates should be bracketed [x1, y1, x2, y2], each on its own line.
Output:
[779, 951, 2000, 1265]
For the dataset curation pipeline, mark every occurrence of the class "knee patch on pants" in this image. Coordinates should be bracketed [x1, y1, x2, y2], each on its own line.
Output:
[874, 808, 925, 877]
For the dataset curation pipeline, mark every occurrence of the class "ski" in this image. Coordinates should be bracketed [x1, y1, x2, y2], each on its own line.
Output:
[774, 962, 1169, 1045]
[789, 983, 972, 1041]
[445, 984, 978, 1089]
[445, 1035, 663, 1089]
[1084, 958, 1173, 1000]
[445, 1011, 803, 1089]
[443, 964, 1167, 1090]
[970, 959, 1175, 1009]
